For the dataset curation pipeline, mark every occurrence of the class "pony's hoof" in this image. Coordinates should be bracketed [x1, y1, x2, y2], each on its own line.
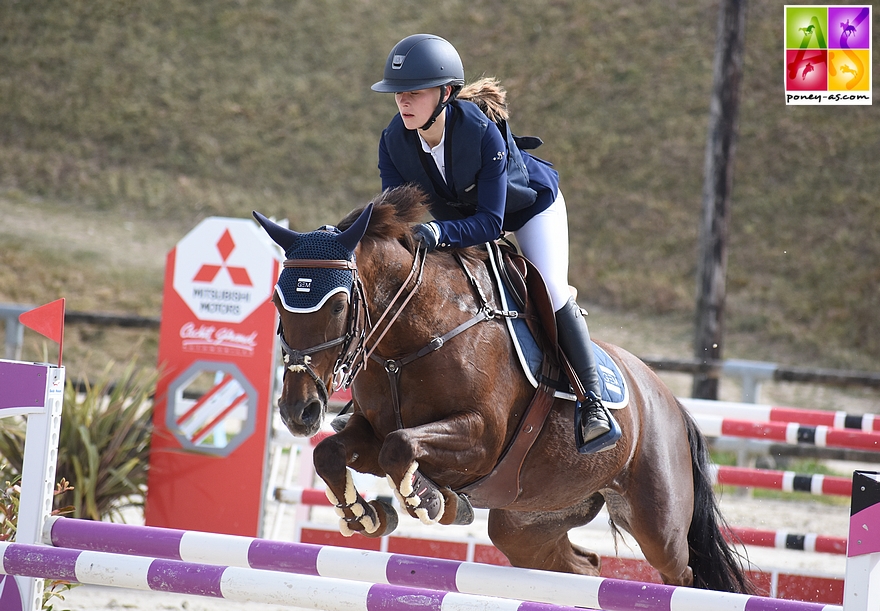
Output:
[330, 412, 351, 433]
[439, 489, 475, 526]
[346, 498, 398, 538]
[365, 498, 398, 537]
[337, 498, 379, 537]
[339, 498, 398, 538]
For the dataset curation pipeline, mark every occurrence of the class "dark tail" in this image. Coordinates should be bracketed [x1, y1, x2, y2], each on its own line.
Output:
[681, 404, 755, 593]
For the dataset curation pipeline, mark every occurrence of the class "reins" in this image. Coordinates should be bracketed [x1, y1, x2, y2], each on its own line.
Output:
[368, 249, 519, 429]
[278, 242, 521, 430]
[359, 246, 427, 368]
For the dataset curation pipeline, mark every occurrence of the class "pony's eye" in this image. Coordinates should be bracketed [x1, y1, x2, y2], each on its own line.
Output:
[331, 301, 346, 316]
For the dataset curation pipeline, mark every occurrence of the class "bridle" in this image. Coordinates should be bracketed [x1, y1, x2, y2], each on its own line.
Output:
[278, 244, 517, 427]
[276, 246, 428, 406]
[276, 258, 368, 408]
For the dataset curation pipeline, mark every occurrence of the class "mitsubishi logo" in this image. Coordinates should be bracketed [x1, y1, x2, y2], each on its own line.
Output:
[193, 229, 253, 286]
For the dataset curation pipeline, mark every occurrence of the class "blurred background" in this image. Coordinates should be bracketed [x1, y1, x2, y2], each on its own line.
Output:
[1, 0, 878, 384]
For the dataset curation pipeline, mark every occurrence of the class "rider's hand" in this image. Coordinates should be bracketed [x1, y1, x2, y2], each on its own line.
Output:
[413, 222, 440, 251]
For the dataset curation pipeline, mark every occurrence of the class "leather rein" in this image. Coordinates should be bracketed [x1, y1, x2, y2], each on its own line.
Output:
[277, 246, 522, 429]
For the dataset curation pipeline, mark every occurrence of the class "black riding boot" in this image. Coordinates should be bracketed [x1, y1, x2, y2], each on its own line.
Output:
[555, 296, 619, 453]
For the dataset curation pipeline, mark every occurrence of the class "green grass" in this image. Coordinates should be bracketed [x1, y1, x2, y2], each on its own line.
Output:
[1, 0, 879, 376]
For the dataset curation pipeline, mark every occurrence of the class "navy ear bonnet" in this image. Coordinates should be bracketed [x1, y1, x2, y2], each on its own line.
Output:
[276, 227, 356, 313]
[254, 206, 373, 314]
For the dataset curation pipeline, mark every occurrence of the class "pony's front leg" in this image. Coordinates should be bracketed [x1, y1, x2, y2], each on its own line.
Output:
[379, 415, 480, 527]
[313, 413, 398, 538]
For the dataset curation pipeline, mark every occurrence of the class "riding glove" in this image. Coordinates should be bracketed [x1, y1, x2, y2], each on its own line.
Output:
[413, 222, 440, 251]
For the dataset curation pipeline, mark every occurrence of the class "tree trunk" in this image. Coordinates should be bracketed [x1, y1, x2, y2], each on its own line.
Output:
[693, 0, 748, 399]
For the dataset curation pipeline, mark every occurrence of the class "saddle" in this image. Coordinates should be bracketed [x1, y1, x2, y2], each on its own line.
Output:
[495, 242, 588, 401]
[456, 242, 585, 508]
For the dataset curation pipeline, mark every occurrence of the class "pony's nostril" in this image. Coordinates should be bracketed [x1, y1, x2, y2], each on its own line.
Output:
[301, 400, 323, 426]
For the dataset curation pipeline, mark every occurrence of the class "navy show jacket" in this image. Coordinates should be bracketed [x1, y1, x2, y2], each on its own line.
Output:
[379, 100, 559, 249]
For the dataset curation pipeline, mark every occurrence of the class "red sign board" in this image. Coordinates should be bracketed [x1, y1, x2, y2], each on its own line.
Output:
[145, 217, 280, 536]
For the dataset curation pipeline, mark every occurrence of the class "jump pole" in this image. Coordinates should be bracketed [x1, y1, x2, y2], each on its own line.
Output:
[0, 541, 588, 611]
[691, 413, 880, 452]
[1, 539, 841, 611]
[681, 398, 880, 433]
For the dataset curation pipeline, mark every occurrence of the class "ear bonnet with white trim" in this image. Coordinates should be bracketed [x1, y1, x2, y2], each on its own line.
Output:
[253, 206, 373, 313]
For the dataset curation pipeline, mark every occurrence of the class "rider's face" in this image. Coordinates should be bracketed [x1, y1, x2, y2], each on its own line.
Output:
[395, 87, 444, 131]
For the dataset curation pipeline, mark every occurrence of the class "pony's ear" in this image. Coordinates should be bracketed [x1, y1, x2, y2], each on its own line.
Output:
[253, 211, 301, 252]
[336, 203, 373, 252]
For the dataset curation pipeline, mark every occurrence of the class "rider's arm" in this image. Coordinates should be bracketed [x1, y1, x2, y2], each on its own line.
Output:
[431, 122, 506, 249]
[378, 134, 406, 192]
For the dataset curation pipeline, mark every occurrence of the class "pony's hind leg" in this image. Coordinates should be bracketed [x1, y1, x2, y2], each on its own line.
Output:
[487, 493, 606, 574]
[604, 489, 694, 586]
[601, 398, 696, 586]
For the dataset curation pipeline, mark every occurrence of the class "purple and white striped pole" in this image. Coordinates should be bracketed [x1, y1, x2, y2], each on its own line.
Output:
[40, 518, 841, 611]
[0, 541, 593, 611]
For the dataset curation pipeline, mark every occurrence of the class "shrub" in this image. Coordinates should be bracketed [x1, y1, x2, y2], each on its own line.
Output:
[0, 360, 155, 521]
[0, 477, 78, 609]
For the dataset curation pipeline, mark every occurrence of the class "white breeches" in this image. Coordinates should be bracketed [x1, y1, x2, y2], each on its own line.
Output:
[513, 191, 572, 313]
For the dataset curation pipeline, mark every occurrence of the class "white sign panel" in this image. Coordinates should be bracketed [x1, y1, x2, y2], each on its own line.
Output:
[173, 217, 279, 323]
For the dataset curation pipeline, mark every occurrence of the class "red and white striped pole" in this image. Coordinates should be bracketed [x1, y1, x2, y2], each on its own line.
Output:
[692, 413, 880, 452]
[682, 398, 880, 432]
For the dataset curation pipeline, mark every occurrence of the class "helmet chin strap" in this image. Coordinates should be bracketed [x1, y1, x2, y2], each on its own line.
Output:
[420, 86, 458, 131]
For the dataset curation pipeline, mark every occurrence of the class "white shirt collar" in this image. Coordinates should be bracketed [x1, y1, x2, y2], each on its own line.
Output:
[417, 123, 447, 182]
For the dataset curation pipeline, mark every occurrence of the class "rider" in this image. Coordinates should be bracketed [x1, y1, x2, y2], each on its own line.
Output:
[372, 33, 620, 453]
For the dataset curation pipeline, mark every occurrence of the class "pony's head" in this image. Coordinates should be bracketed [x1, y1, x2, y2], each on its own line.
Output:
[254, 185, 429, 435]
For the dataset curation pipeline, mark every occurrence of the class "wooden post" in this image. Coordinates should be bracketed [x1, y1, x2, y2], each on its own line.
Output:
[693, 0, 748, 399]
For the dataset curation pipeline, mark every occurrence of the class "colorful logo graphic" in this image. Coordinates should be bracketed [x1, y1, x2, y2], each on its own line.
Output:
[785, 5, 872, 105]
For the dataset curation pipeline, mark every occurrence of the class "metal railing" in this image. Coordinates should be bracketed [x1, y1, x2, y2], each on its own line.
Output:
[1, 303, 160, 360]
[4, 302, 879, 405]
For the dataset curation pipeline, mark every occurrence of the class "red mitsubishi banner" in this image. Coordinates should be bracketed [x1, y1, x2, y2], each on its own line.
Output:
[145, 217, 280, 536]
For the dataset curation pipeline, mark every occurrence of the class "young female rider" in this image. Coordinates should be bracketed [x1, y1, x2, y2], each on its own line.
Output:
[372, 33, 619, 453]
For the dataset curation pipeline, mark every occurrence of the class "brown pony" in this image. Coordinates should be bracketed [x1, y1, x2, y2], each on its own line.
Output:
[254, 185, 752, 593]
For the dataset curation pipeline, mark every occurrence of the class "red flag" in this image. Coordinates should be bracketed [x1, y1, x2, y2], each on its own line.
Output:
[19, 298, 65, 366]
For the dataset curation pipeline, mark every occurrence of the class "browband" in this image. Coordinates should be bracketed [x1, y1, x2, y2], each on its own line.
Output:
[283, 259, 357, 270]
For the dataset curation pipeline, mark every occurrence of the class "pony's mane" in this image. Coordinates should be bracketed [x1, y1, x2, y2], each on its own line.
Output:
[458, 77, 509, 123]
[337, 184, 430, 246]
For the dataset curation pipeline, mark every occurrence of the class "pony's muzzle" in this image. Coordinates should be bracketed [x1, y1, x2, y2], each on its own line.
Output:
[278, 395, 326, 436]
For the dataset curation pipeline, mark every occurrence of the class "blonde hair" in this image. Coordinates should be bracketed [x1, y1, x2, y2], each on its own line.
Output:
[457, 76, 509, 122]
